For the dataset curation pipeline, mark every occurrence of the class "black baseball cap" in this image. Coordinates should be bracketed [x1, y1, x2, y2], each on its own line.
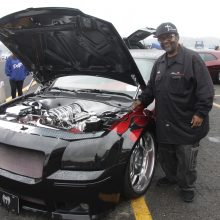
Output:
[154, 22, 178, 38]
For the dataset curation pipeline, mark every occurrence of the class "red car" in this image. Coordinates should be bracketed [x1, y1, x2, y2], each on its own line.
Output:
[197, 50, 220, 84]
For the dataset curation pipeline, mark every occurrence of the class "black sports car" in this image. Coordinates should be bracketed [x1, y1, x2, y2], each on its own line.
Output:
[0, 8, 157, 219]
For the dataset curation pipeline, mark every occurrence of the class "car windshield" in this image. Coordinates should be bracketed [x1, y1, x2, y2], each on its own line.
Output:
[52, 75, 137, 95]
[51, 57, 154, 95]
[198, 53, 217, 62]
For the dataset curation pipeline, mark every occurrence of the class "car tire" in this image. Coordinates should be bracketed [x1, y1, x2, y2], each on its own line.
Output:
[123, 131, 156, 199]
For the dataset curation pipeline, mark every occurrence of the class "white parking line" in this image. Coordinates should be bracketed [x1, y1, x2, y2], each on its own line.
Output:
[213, 102, 220, 108]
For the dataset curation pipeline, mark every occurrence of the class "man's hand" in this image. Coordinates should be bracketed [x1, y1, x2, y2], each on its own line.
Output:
[191, 115, 204, 128]
[131, 100, 142, 110]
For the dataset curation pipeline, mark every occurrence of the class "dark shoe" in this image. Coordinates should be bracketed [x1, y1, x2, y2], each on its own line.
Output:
[156, 177, 177, 187]
[180, 190, 195, 202]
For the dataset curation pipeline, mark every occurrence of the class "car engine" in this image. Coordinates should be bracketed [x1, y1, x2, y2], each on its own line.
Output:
[0, 100, 125, 133]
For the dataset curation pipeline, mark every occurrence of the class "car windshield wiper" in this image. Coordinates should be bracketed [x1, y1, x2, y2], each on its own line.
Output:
[49, 87, 77, 93]
[77, 89, 133, 99]
[77, 89, 103, 93]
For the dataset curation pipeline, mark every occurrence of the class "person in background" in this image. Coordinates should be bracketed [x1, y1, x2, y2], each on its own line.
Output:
[5, 53, 29, 99]
[132, 22, 214, 202]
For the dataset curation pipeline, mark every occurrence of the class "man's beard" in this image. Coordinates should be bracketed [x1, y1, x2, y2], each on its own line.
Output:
[161, 42, 177, 54]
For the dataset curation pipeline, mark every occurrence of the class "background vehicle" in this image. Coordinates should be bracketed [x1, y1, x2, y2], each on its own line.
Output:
[195, 40, 204, 49]
[197, 50, 220, 84]
[123, 27, 156, 49]
[129, 48, 164, 111]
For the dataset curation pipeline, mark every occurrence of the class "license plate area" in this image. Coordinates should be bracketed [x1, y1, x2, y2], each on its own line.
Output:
[0, 190, 19, 214]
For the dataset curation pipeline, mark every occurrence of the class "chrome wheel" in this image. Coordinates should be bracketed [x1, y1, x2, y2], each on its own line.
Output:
[129, 132, 156, 193]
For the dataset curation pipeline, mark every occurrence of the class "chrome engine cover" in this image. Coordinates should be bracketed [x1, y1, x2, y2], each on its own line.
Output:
[47, 103, 82, 121]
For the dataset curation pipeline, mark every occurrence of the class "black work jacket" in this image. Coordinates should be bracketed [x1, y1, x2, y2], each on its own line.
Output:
[139, 46, 214, 144]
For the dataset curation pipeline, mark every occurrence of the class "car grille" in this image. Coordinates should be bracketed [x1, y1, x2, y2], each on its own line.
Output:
[0, 144, 45, 178]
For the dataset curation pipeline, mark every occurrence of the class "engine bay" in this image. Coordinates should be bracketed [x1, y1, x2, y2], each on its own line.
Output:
[0, 97, 129, 133]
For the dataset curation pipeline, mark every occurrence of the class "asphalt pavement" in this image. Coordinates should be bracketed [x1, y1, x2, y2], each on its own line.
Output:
[0, 60, 219, 220]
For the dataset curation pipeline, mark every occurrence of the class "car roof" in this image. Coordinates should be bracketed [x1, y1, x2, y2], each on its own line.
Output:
[129, 49, 165, 59]
[196, 50, 220, 58]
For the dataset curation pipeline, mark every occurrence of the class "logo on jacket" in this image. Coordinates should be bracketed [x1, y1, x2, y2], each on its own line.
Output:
[13, 62, 23, 69]
[170, 72, 184, 79]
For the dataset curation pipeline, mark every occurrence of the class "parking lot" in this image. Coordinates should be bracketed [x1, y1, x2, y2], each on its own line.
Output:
[0, 61, 219, 219]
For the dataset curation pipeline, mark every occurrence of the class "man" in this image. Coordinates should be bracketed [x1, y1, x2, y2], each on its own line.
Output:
[132, 22, 214, 202]
[5, 53, 29, 99]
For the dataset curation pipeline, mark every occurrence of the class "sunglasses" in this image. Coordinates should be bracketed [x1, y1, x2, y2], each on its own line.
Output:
[158, 34, 176, 43]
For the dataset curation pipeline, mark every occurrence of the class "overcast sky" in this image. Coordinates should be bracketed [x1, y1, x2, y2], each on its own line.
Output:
[0, 0, 219, 39]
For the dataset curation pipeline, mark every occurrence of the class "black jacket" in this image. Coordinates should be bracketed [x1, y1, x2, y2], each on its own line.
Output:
[139, 46, 214, 144]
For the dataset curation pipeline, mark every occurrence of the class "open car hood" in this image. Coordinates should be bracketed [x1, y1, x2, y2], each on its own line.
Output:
[124, 27, 155, 49]
[126, 27, 155, 42]
[0, 7, 146, 88]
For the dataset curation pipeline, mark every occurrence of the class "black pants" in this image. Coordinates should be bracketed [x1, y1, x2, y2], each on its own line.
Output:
[9, 80, 24, 99]
[158, 142, 199, 191]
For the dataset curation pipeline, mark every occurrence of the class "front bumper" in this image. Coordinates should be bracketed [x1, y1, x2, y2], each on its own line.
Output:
[0, 163, 126, 219]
